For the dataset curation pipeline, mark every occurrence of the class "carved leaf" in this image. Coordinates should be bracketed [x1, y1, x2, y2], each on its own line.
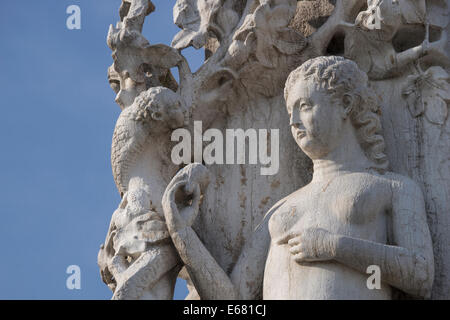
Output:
[172, 0, 222, 49]
[423, 67, 450, 125]
[403, 76, 425, 117]
[424, 97, 448, 125]
[216, 1, 240, 36]
[426, 0, 449, 28]
[265, 3, 293, 29]
[113, 43, 183, 83]
[403, 66, 450, 125]
[274, 28, 307, 55]
[255, 36, 278, 68]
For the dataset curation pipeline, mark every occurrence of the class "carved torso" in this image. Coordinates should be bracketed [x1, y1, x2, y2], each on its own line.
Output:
[264, 171, 393, 299]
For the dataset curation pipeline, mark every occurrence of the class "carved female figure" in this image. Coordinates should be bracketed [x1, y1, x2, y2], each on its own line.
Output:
[162, 56, 434, 299]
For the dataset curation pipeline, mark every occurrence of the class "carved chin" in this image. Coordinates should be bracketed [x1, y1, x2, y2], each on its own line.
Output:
[297, 139, 315, 156]
[298, 139, 328, 159]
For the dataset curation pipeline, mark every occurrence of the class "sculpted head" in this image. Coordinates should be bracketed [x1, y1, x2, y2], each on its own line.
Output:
[284, 56, 388, 171]
[108, 65, 146, 110]
[134, 87, 186, 129]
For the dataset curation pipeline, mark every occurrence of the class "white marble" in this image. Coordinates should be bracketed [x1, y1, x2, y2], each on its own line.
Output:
[98, 0, 449, 299]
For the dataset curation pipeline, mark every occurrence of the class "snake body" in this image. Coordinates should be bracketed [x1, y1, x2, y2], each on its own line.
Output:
[111, 87, 184, 196]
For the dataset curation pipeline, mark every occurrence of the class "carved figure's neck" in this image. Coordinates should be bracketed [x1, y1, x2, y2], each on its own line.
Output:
[311, 131, 373, 182]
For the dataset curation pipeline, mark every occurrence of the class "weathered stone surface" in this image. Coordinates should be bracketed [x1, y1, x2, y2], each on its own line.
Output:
[290, 0, 336, 37]
[98, 0, 450, 300]
[164, 57, 434, 299]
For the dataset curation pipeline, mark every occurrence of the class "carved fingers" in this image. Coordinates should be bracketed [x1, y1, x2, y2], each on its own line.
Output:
[288, 238, 318, 263]
[162, 164, 210, 234]
[181, 183, 201, 227]
[162, 180, 189, 232]
[277, 228, 338, 263]
[163, 176, 206, 233]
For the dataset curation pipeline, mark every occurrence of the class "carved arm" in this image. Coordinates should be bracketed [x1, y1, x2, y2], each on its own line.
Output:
[332, 178, 434, 298]
[162, 164, 284, 300]
[162, 165, 237, 299]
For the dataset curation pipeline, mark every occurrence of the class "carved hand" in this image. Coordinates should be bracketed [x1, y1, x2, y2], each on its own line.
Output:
[162, 179, 201, 234]
[277, 228, 339, 263]
[162, 163, 210, 234]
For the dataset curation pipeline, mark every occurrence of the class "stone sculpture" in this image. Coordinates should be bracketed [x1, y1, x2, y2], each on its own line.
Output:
[161, 56, 435, 300]
[98, 0, 450, 299]
[98, 87, 186, 299]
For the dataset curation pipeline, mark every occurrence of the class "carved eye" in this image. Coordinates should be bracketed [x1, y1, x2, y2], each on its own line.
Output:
[300, 103, 312, 111]
[152, 111, 163, 121]
[110, 80, 120, 94]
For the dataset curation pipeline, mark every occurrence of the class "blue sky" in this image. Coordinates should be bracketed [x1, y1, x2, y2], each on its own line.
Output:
[0, 0, 203, 299]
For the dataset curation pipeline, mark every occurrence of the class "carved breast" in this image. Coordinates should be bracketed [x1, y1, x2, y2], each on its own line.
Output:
[269, 173, 391, 241]
[326, 173, 390, 227]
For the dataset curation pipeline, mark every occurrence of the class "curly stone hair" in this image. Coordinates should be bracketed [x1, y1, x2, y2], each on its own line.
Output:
[133, 86, 182, 123]
[284, 56, 389, 172]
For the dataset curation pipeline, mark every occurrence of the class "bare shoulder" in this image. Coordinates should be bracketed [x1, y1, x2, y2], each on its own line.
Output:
[382, 171, 422, 194]
[380, 171, 425, 212]
[268, 183, 311, 212]
[264, 194, 291, 219]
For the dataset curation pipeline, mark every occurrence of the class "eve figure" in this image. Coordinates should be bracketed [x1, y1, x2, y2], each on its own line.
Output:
[162, 56, 434, 300]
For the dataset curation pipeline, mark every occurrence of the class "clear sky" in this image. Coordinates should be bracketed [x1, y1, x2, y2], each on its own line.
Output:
[0, 0, 204, 299]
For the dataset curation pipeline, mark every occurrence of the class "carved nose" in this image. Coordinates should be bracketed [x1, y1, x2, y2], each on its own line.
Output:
[115, 90, 129, 110]
[115, 91, 124, 107]
[290, 112, 303, 129]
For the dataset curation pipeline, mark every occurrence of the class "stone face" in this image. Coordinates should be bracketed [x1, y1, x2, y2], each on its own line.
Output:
[98, 0, 450, 300]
